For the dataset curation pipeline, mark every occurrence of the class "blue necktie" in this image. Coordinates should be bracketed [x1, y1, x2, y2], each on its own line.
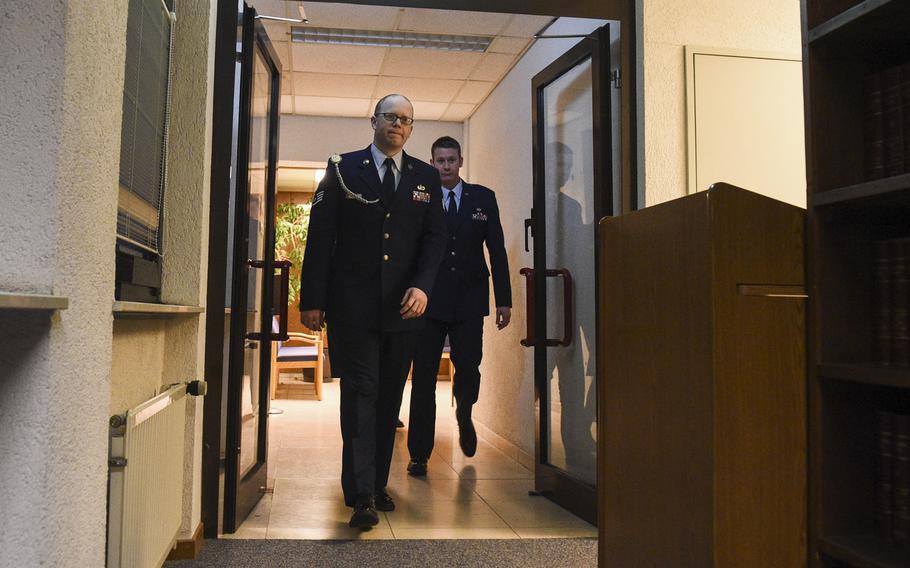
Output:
[381, 157, 396, 202]
[446, 190, 458, 231]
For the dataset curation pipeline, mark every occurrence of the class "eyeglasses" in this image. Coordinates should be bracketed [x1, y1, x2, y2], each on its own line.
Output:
[375, 113, 415, 126]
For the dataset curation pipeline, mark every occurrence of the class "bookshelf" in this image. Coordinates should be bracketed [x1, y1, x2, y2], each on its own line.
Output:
[804, 1, 910, 566]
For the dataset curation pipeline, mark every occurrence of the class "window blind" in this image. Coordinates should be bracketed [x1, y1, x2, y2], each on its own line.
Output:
[117, 0, 174, 253]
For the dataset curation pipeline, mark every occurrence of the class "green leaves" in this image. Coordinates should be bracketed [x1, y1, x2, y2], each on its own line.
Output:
[275, 201, 312, 306]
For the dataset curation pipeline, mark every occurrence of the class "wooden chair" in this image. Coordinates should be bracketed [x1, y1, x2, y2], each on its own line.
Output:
[270, 320, 324, 401]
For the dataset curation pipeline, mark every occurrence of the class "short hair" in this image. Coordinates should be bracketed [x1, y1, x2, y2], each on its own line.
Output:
[431, 136, 462, 158]
[374, 94, 413, 116]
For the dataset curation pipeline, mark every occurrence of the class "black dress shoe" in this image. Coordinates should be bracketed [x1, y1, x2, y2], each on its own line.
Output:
[349, 498, 380, 529]
[407, 458, 428, 477]
[456, 406, 477, 457]
[374, 488, 395, 512]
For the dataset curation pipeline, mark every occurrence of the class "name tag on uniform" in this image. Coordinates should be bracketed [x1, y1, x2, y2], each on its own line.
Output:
[472, 208, 488, 221]
[412, 187, 431, 203]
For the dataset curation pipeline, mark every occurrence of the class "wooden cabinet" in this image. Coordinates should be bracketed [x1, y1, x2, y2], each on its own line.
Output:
[803, 1, 910, 566]
[597, 184, 806, 567]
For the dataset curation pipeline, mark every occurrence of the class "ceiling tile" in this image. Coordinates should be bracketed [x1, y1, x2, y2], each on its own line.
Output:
[501, 15, 554, 38]
[441, 103, 475, 122]
[291, 43, 386, 75]
[489, 37, 529, 55]
[453, 81, 493, 104]
[469, 53, 515, 82]
[280, 95, 294, 115]
[374, 76, 462, 103]
[384, 48, 482, 80]
[411, 101, 449, 121]
[293, 72, 378, 99]
[301, 2, 401, 31]
[397, 8, 511, 36]
[294, 95, 371, 118]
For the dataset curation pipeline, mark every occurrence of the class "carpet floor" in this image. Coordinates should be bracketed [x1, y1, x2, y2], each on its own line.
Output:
[165, 538, 597, 567]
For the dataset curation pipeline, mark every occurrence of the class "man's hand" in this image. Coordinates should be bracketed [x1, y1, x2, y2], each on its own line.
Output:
[400, 287, 428, 319]
[301, 309, 324, 331]
[495, 306, 511, 330]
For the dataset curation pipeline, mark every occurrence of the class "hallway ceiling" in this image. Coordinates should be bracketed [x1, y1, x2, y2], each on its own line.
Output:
[250, 1, 553, 122]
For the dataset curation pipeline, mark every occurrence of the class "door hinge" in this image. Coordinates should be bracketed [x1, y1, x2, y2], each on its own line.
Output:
[611, 68, 622, 89]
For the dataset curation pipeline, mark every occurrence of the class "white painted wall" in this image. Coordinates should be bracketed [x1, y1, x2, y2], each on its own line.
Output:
[642, 0, 802, 206]
[0, 2, 128, 567]
[464, 17, 613, 459]
[279, 114, 464, 167]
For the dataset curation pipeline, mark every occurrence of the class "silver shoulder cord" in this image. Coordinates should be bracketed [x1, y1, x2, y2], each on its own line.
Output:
[330, 155, 380, 205]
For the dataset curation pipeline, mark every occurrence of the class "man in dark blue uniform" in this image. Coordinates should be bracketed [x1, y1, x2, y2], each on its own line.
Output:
[299, 94, 447, 528]
[406, 136, 512, 476]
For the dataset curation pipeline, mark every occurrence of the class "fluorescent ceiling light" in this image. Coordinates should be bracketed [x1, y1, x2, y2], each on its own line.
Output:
[291, 27, 492, 53]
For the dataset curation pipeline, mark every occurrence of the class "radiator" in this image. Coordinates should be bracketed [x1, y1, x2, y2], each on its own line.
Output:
[107, 384, 187, 568]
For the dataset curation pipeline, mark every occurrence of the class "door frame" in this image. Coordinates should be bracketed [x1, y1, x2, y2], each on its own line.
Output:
[223, 8, 283, 534]
[202, 1, 282, 537]
[530, 25, 613, 526]
[203, 0, 639, 539]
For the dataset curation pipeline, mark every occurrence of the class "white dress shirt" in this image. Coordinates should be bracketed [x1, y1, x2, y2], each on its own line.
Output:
[370, 144, 402, 189]
[442, 180, 463, 212]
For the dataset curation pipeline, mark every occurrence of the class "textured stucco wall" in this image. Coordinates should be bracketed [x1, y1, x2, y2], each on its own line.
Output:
[279, 114, 464, 167]
[107, 0, 217, 540]
[464, 18, 610, 458]
[0, 1, 63, 295]
[642, 0, 802, 206]
[0, 1, 128, 566]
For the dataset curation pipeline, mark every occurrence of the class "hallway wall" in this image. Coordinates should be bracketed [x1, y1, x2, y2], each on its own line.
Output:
[0, 2, 128, 566]
[278, 114, 464, 167]
[641, 0, 802, 206]
[463, 17, 613, 460]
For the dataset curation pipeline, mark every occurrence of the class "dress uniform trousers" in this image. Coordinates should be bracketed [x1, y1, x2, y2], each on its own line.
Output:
[329, 322, 416, 505]
[407, 316, 483, 460]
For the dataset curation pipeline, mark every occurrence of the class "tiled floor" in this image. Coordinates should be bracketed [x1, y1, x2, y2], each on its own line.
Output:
[225, 378, 597, 540]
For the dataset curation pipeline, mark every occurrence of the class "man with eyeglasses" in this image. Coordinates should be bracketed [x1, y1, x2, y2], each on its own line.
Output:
[299, 94, 447, 529]
[405, 136, 512, 477]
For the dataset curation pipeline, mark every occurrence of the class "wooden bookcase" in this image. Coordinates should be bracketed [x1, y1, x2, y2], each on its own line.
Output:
[803, 1, 910, 567]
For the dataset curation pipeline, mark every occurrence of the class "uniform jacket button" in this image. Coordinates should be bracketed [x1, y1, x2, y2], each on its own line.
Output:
[384, 233, 390, 239]
[450, 267, 456, 272]
[383, 254, 390, 261]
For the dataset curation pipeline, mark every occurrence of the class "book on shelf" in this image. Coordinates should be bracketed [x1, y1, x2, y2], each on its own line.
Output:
[864, 61, 910, 182]
[895, 413, 910, 549]
[865, 71, 885, 181]
[877, 410, 896, 540]
[873, 238, 910, 369]
[895, 239, 910, 368]
[903, 63, 910, 172]
[874, 240, 893, 366]
[883, 66, 904, 178]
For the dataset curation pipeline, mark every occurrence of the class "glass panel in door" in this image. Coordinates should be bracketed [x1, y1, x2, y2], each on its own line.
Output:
[542, 58, 597, 485]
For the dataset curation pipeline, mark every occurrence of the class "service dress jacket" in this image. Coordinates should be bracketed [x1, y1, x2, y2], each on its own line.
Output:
[299, 147, 448, 332]
[427, 182, 512, 322]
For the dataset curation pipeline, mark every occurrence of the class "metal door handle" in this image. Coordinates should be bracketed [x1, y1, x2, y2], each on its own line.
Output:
[244, 259, 291, 341]
[519, 267, 574, 348]
[524, 215, 534, 252]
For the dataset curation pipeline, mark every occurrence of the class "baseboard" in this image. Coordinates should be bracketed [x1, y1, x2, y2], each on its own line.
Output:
[166, 522, 204, 561]
[472, 417, 535, 471]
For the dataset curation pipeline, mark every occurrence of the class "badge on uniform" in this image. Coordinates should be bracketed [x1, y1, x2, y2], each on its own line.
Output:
[412, 185, 431, 203]
[472, 208, 488, 221]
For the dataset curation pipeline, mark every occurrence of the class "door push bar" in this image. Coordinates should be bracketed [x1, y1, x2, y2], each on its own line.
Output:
[519, 267, 574, 348]
[244, 259, 292, 342]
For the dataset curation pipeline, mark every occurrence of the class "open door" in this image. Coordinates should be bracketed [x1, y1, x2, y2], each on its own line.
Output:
[221, 4, 283, 534]
[524, 24, 613, 525]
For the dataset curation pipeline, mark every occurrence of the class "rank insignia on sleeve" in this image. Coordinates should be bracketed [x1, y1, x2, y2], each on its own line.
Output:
[412, 190, 431, 203]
